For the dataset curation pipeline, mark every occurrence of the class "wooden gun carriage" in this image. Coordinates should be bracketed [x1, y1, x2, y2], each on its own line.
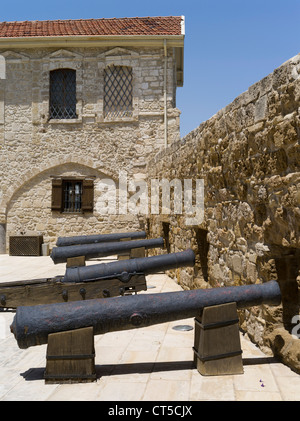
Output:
[0, 247, 192, 309]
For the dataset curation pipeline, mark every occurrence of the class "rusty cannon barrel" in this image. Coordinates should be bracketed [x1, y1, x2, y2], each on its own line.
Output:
[10, 280, 281, 349]
[50, 237, 164, 264]
[56, 231, 146, 247]
[63, 249, 195, 283]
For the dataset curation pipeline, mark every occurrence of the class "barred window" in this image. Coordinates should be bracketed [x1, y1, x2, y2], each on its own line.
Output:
[104, 65, 133, 119]
[49, 69, 77, 119]
[51, 178, 94, 213]
[63, 180, 82, 213]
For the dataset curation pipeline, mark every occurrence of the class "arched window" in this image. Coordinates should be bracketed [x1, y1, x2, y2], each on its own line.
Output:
[49, 69, 77, 119]
[104, 65, 133, 119]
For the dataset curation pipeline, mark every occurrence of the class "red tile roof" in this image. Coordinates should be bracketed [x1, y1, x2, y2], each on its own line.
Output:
[0, 16, 183, 38]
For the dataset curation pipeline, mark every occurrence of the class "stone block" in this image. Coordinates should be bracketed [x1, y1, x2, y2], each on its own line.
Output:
[246, 261, 258, 283]
[232, 254, 243, 275]
[254, 95, 268, 123]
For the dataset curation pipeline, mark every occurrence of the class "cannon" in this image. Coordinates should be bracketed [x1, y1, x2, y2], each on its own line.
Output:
[10, 280, 281, 349]
[0, 249, 194, 308]
[56, 231, 146, 247]
[50, 237, 164, 264]
[63, 248, 195, 283]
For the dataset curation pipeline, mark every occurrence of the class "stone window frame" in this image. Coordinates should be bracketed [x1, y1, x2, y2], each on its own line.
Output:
[41, 51, 83, 124]
[97, 48, 140, 123]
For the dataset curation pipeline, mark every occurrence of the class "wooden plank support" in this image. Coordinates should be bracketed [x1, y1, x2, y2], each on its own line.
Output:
[44, 327, 96, 384]
[193, 302, 243, 376]
[130, 247, 146, 259]
[66, 255, 86, 268]
[118, 237, 131, 260]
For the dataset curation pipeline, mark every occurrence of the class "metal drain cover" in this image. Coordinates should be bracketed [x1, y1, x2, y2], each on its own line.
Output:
[172, 325, 193, 331]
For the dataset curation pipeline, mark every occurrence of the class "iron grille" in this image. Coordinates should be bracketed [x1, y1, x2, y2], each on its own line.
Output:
[9, 236, 43, 256]
[63, 180, 82, 213]
[49, 69, 77, 119]
[104, 66, 133, 119]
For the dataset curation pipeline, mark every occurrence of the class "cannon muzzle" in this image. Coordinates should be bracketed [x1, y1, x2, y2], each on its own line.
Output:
[63, 249, 195, 283]
[50, 237, 164, 264]
[56, 231, 146, 247]
[11, 280, 281, 349]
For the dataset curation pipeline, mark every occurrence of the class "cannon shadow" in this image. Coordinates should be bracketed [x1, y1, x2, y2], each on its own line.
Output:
[20, 356, 279, 381]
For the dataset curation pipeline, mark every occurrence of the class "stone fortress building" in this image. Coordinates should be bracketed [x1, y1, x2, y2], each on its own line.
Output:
[0, 16, 299, 373]
[0, 16, 185, 252]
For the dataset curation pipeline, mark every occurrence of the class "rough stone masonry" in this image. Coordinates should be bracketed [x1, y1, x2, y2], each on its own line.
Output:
[146, 53, 300, 373]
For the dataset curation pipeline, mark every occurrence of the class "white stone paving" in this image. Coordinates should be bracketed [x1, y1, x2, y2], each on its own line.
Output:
[0, 255, 299, 401]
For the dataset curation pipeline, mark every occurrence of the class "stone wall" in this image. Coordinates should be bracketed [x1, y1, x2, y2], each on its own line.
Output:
[0, 46, 180, 250]
[146, 53, 300, 373]
[6, 163, 146, 247]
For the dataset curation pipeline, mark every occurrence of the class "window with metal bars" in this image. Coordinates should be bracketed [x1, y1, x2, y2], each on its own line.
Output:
[51, 178, 94, 213]
[49, 69, 77, 119]
[104, 65, 133, 119]
[63, 180, 82, 213]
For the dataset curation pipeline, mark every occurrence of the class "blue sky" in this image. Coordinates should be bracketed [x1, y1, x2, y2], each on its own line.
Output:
[1, 0, 299, 137]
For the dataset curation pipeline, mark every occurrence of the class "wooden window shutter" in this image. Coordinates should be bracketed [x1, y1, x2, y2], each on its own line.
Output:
[51, 179, 63, 211]
[82, 179, 94, 212]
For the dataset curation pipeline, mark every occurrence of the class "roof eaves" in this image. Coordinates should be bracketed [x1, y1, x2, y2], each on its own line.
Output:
[0, 33, 184, 48]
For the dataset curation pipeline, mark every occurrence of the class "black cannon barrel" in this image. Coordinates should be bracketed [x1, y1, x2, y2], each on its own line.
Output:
[50, 237, 164, 264]
[63, 249, 195, 283]
[11, 280, 281, 349]
[56, 231, 146, 247]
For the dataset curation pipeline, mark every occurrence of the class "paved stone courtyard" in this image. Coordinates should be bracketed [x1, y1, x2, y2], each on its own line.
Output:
[0, 255, 299, 401]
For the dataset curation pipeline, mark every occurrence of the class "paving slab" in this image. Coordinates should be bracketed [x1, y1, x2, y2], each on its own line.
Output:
[0, 254, 299, 402]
